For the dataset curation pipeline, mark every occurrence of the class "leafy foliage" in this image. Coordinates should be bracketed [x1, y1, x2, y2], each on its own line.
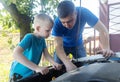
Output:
[0, 9, 16, 29]
[39, 0, 60, 19]
[0, 0, 60, 27]
[0, 0, 61, 37]
[15, 0, 35, 18]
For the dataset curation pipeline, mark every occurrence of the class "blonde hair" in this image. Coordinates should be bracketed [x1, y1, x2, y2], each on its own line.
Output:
[33, 13, 54, 29]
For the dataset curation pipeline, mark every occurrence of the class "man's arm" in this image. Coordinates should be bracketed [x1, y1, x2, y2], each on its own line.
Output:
[93, 20, 114, 57]
[54, 36, 77, 72]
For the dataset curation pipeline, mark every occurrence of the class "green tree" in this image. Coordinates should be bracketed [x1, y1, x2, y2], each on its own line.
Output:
[39, 0, 60, 18]
[0, 0, 60, 40]
[0, 9, 16, 31]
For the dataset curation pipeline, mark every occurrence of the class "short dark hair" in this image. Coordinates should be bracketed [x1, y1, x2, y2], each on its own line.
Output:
[57, 1, 75, 18]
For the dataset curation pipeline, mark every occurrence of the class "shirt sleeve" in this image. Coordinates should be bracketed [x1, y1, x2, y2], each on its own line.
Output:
[18, 34, 32, 50]
[81, 7, 98, 27]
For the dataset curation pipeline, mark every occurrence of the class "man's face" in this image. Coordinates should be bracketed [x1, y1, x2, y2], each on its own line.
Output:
[60, 11, 77, 29]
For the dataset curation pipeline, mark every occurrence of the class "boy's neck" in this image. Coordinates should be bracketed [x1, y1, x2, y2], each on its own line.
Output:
[33, 32, 42, 38]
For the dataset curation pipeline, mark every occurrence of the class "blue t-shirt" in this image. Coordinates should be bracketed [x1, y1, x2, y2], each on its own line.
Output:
[10, 33, 46, 78]
[52, 7, 98, 47]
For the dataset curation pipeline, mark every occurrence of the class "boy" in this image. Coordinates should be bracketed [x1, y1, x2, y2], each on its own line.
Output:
[9, 13, 61, 82]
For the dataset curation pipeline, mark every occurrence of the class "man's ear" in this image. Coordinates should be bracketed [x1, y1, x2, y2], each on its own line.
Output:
[74, 10, 77, 16]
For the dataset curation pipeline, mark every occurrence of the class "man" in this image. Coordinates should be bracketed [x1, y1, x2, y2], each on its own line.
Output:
[52, 1, 114, 72]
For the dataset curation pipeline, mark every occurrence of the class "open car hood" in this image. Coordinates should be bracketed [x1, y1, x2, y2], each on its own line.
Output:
[51, 63, 120, 82]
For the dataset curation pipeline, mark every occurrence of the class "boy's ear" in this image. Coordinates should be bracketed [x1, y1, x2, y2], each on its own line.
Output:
[36, 26, 41, 31]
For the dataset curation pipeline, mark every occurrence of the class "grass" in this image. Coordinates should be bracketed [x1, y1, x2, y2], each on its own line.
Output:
[0, 62, 12, 82]
[0, 48, 13, 82]
[0, 33, 14, 82]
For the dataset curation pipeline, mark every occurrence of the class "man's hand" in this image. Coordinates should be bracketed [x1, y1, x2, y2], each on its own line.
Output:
[65, 61, 77, 72]
[97, 49, 115, 58]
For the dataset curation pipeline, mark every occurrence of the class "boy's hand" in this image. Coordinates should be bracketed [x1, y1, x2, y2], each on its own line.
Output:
[35, 66, 49, 75]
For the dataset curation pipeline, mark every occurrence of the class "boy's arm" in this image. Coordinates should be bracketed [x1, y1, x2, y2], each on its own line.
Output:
[94, 20, 114, 57]
[43, 48, 61, 70]
[53, 36, 77, 72]
[13, 46, 49, 75]
[43, 48, 55, 64]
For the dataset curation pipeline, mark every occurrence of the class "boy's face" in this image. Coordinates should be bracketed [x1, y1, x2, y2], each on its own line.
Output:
[60, 11, 77, 29]
[38, 24, 52, 38]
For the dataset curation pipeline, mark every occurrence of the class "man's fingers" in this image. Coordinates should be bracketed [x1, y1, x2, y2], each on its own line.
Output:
[96, 50, 103, 54]
[96, 49, 114, 58]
